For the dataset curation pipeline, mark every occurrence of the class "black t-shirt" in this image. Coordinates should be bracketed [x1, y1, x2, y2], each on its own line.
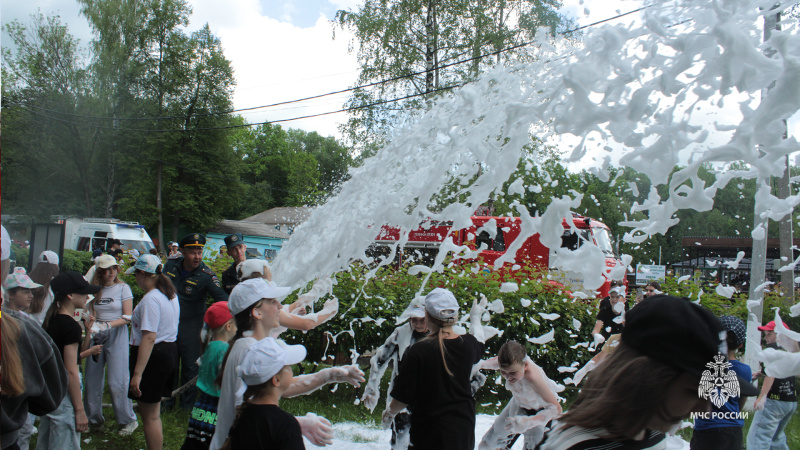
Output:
[228, 404, 304, 450]
[391, 333, 484, 450]
[766, 343, 797, 402]
[46, 314, 82, 365]
[596, 298, 626, 339]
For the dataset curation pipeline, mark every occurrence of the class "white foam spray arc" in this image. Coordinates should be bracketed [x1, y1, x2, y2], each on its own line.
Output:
[273, 0, 800, 308]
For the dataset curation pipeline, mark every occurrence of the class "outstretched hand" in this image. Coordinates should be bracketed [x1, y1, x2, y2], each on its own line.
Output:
[297, 413, 334, 446]
[329, 365, 365, 388]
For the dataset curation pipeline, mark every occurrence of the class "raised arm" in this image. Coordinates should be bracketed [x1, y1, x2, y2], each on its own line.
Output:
[362, 328, 402, 411]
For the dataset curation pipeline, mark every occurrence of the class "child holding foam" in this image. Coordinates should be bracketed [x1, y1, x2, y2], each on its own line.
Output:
[478, 340, 562, 450]
[222, 337, 307, 450]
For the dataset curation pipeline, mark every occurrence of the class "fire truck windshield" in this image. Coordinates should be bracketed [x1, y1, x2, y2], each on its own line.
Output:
[592, 228, 615, 255]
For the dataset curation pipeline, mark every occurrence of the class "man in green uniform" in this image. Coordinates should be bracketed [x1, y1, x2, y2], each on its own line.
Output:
[220, 233, 247, 294]
[163, 233, 228, 410]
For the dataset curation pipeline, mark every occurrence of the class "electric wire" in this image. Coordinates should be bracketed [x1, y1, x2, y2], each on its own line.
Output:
[5, 5, 650, 126]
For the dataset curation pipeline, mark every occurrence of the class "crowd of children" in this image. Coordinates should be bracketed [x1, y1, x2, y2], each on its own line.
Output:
[2, 233, 799, 450]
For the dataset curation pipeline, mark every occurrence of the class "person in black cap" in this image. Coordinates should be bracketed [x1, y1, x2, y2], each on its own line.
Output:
[220, 233, 248, 294]
[107, 239, 123, 253]
[540, 295, 724, 450]
[38, 272, 103, 449]
[163, 233, 228, 410]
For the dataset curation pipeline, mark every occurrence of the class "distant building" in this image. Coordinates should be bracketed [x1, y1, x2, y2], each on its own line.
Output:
[243, 207, 312, 235]
[205, 220, 290, 261]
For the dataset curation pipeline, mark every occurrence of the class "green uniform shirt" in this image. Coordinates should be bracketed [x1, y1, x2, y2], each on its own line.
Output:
[164, 257, 228, 320]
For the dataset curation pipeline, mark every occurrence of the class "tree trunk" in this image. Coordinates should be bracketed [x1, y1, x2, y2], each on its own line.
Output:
[425, 0, 437, 94]
[157, 162, 165, 254]
[172, 214, 180, 243]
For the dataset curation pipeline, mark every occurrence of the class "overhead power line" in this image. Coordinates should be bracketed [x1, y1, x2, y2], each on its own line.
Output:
[7, 5, 650, 126]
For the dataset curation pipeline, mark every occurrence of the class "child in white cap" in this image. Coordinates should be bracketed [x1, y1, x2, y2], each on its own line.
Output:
[5, 267, 42, 314]
[210, 279, 365, 450]
[361, 297, 429, 449]
[221, 337, 307, 449]
[236, 259, 339, 335]
[383, 288, 484, 450]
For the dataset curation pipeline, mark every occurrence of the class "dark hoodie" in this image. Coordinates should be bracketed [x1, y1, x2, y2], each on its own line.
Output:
[1, 310, 68, 450]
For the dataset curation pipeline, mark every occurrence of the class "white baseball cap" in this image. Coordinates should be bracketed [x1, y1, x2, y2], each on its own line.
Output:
[95, 254, 119, 269]
[236, 259, 270, 281]
[238, 337, 306, 385]
[38, 250, 60, 266]
[424, 288, 459, 320]
[228, 278, 292, 315]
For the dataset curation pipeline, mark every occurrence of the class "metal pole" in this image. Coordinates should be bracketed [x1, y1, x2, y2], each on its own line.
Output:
[743, 8, 781, 373]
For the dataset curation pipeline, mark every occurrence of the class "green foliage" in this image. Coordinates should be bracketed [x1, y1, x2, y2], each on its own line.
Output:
[281, 262, 597, 384]
[62, 249, 95, 274]
[334, 0, 572, 154]
[10, 243, 29, 271]
[659, 276, 800, 331]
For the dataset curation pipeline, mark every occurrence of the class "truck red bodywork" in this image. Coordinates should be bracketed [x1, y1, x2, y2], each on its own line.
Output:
[375, 214, 621, 298]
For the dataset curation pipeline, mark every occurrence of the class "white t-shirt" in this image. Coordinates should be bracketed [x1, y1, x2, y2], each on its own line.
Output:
[92, 283, 133, 322]
[210, 336, 257, 450]
[130, 289, 179, 345]
[1, 225, 10, 261]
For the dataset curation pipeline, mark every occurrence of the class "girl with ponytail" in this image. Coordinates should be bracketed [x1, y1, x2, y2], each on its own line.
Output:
[383, 288, 484, 450]
[127, 255, 180, 450]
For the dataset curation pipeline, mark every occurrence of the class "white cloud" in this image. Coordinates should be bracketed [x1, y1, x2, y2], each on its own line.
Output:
[188, 0, 359, 139]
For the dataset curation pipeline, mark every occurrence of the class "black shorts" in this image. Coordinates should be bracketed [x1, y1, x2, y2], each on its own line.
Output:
[129, 341, 178, 403]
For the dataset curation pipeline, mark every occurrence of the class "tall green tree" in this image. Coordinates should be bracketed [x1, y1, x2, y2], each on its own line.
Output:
[78, 0, 239, 246]
[2, 13, 100, 217]
[334, 0, 569, 155]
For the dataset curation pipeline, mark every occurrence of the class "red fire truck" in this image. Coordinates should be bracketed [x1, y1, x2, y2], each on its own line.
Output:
[374, 213, 621, 298]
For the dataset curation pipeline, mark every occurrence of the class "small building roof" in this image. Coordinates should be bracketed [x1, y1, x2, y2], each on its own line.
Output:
[209, 220, 290, 240]
[243, 207, 312, 226]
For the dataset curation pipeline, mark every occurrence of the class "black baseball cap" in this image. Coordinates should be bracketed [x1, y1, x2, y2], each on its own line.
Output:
[50, 271, 103, 296]
[224, 233, 245, 249]
[622, 295, 723, 378]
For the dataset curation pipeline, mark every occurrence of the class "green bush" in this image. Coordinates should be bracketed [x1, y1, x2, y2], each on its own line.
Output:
[11, 243, 29, 271]
[62, 249, 94, 273]
[659, 276, 800, 330]
[280, 263, 598, 384]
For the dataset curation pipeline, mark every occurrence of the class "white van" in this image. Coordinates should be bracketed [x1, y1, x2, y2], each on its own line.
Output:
[64, 218, 155, 254]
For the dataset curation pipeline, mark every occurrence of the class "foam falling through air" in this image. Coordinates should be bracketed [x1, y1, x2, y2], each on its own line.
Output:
[274, 0, 800, 294]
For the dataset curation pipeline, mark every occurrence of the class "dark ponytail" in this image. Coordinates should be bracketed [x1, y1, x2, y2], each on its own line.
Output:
[42, 292, 69, 331]
[153, 264, 176, 299]
[214, 301, 263, 388]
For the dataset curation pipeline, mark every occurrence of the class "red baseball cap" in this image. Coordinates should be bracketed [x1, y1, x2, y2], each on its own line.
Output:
[758, 320, 790, 331]
[204, 301, 233, 329]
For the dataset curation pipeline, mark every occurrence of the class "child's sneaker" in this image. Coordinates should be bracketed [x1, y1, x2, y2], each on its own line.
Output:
[119, 421, 139, 436]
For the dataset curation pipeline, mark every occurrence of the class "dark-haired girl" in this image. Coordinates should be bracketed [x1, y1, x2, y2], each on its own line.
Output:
[127, 255, 180, 450]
